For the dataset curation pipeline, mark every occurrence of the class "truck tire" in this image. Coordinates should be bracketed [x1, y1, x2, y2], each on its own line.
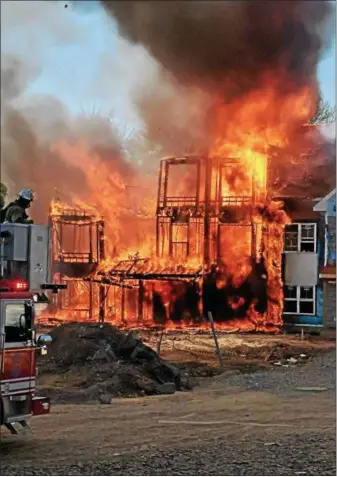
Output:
[0, 397, 4, 425]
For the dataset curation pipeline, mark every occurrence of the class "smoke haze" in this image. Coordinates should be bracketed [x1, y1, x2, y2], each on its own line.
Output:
[0, 1, 147, 224]
[1, 0, 335, 227]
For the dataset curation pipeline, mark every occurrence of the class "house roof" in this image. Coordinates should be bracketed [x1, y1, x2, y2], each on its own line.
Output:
[281, 198, 321, 221]
[320, 265, 336, 279]
[313, 188, 336, 212]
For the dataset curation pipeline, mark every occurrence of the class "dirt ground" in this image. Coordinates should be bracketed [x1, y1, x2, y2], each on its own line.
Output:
[36, 329, 336, 395]
[149, 331, 336, 368]
[0, 373, 335, 475]
[0, 332, 335, 475]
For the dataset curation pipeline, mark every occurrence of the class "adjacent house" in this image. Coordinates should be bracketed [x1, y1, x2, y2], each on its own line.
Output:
[313, 188, 336, 329]
[282, 198, 322, 329]
[281, 190, 336, 330]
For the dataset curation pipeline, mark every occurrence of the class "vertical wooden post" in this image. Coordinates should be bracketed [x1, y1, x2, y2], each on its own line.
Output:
[89, 223, 93, 263]
[157, 160, 163, 212]
[138, 280, 144, 323]
[121, 286, 126, 325]
[207, 311, 224, 369]
[88, 280, 93, 320]
[156, 217, 160, 257]
[204, 156, 211, 267]
[156, 329, 164, 356]
[99, 285, 106, 323]
[169, 221, 173, 257]
[163, 161, 169, 209]
[98, 221, 105, 261]
[186, 220, 190, 257]
[196, 159, 201, 208]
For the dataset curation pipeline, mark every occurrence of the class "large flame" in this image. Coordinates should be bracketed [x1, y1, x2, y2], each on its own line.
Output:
[40, 78, 316, 332]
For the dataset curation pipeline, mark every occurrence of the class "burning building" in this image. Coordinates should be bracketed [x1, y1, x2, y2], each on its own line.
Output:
[2, 2, 334, 332]
[41, 117, 335, 333]
[45, 144, 290, 331]
[45, 201, 106, 324]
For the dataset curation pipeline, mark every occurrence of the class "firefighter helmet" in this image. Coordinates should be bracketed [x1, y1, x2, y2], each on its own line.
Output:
[18, 188, 34, 202]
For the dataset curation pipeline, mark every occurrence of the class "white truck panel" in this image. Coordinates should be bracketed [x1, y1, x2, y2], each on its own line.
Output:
[28, 225, 51, 291]
[1, 224, 51, 292]
[2, 224, 28, 261]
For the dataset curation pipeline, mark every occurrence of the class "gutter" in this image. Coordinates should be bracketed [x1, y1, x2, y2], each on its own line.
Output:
[324, 211, 328, 267]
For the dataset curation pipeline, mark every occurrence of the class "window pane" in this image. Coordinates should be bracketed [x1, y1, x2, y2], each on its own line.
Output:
[284, 225, 298, 251]
[284, 237, 298, 251]
[5, 304, 25, 343]
[284, 301, 297, 313]
[301, 224, 315, 240]
[5, 304, 25, 327]
[299, 301, 314, 314]
[300, 287, 313, 299]
[300, 242, 315, 252]
[284, 286, 297, 299]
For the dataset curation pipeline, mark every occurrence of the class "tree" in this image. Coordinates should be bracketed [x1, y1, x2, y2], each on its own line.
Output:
[310, 95, 336, 125]
[0, 182, 8, 209]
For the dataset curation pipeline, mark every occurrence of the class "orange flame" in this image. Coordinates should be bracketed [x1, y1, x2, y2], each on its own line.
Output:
[39, 77, 316, 332]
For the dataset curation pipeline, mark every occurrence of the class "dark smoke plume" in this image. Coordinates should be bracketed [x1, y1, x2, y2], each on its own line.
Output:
[101, 1, 334, 97]
[102, 0, 335, 195]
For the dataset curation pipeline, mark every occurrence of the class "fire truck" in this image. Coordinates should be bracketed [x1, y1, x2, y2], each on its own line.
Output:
[0, 223, 65, 434]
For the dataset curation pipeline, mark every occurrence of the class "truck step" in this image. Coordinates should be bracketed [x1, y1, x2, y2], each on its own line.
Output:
[5, 423, 19, 435]
[19, 420, 31, 431]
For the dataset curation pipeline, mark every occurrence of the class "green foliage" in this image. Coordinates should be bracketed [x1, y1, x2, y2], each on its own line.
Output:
[0, 182, 8, 199]
[0, 182, 8, 209]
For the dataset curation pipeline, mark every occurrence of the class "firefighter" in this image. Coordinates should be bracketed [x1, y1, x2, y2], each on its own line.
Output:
[2, 188, 34, 224]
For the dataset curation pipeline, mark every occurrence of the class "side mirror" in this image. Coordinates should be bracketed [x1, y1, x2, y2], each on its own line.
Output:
[19, 314, 26, 328]
[37, 334, 52, 346]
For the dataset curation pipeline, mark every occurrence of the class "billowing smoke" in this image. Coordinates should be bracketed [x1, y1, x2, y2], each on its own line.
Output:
[1, 0, 335, 230]
[101, 1, 334, 98]
[102, 0, 335, 193]
[0, 1, 143, 227]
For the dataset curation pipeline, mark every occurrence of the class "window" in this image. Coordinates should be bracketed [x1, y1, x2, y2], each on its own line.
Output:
[283, 286, 315, 315]
[284, 223, 316, 253]
[5, 303, 31, 343]
[284, 225, 298, 252]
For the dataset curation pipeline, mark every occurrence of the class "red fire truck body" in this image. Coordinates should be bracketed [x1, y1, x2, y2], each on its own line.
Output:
[0, 225, 65, 434]
[0, 281, 51, 433]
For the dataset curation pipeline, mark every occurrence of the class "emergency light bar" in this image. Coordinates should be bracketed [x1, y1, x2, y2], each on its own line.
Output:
[0, 278, 29, 292]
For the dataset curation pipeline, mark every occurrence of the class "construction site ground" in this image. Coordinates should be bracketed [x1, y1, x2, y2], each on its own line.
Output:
[1, 331, 336, 476]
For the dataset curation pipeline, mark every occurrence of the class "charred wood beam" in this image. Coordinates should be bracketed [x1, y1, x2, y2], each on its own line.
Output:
[106, 271, 203, 281]
[53, 216, 99, 222]
[83, 277, 133, 289]
[162, 156, 202, 165]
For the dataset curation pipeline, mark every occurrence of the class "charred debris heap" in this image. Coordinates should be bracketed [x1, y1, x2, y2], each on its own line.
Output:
[38, 322, 191, 402]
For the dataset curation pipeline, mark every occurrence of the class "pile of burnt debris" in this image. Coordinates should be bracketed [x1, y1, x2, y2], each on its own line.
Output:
[38, 323, 192, 403]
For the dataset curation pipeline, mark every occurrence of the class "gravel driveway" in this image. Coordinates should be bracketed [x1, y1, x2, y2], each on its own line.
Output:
[1, 350, 335, 476]
[211, 348, 336, 394]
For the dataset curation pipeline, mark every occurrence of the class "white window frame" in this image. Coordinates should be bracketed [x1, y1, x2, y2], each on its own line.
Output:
[284, 222, 317, 253]
[283, 285, 316, 315]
